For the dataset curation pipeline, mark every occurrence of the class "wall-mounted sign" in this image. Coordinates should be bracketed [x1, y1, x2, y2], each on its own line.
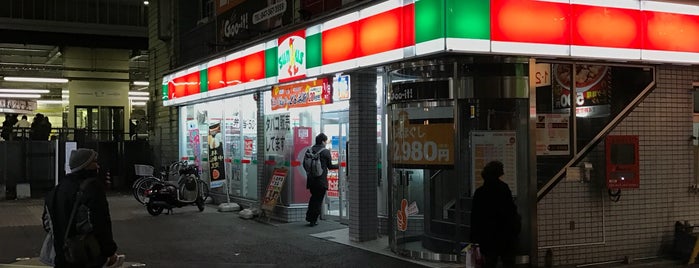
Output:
[470, 131, 518, 196]
[278, 30, 306, 82]
[391, 110, 454, 167]
[332, 73, 350, 101]
[217, 0, 292, 45]
[388, 80, 450, 103]
[0, 99, 36, 113]
[271, 78, 332, 110]
[535, 114, 570, 156]
[553, 64, 611, 118]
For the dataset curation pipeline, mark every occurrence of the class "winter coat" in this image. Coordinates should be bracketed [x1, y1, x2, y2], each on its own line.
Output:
[470, 177, 520, 255]
[44, 170, 117, 267]
[305, 144, 338, 190]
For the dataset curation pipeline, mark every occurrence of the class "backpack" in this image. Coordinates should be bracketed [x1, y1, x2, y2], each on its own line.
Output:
[303, 148, 327, 177]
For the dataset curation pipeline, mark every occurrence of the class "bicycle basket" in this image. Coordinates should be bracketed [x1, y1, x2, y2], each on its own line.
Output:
[134, 164, 154, 176]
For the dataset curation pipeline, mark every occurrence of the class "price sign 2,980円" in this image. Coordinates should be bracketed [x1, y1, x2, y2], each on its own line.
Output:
[391, 111, 454, 168]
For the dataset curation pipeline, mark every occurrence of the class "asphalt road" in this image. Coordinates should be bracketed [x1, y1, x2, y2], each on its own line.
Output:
[0, 195, 430, 268]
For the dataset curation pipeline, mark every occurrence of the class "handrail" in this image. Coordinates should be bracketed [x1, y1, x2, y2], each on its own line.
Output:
[537, 67, 657, 202]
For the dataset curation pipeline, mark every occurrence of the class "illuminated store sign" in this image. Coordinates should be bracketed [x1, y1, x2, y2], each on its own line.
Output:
[163, 0, 699, 106]
[270, 78, 332, 111]
[277, 30, 306, 83]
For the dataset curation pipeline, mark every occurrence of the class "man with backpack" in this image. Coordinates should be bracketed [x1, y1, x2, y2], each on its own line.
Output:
[43, 148, 119, 267]
[304, 133, 338, 227]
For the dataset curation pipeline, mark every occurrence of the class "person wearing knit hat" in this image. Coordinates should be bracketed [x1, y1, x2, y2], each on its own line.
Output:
[44, 148, 120, 267]
[69, 148, 99, 173]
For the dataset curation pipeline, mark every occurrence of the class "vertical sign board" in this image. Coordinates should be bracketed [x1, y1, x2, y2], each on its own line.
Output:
[293, 127, 313, 204]
[471, 131, 518, 196]
[208, 122, 225, 188]
[261, 167, 288, 211]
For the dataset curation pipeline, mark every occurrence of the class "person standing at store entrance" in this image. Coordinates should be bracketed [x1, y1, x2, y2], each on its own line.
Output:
[305, 133, 338, 227]
[471, 160, 521, 268]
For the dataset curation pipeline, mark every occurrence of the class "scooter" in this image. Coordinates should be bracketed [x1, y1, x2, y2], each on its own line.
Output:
[144, 165, 206, 216]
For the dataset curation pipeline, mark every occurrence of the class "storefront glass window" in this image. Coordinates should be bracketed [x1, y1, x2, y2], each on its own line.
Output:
[179, 95, 259, 200]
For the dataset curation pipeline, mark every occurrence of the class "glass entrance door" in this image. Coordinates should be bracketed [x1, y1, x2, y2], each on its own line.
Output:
[321, 110, 349, 223]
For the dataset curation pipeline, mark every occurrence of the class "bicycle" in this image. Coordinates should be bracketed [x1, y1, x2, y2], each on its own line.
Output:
[132, 164, 160, 204]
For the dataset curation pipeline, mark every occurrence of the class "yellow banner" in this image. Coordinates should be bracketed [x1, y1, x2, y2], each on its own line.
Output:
[392, 113, 454, 166]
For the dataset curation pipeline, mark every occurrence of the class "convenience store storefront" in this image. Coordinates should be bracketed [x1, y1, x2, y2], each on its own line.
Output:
[162, 0, 699, 265]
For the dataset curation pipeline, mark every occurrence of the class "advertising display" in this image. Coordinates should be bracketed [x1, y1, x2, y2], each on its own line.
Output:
[261, 167, 288, 211]
[391, 110, 454, 168]
[208, 122, 225, 188]
[535, 114, 570, 156]
[470, 131, 517, 196]
[264, 113, 291, 155]
[271, 78, 332, 110]
[293, 127, 313, 204]
[553, 64, 611, 118]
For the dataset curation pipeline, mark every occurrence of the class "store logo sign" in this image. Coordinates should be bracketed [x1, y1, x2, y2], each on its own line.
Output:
[278, 30, 306, 82]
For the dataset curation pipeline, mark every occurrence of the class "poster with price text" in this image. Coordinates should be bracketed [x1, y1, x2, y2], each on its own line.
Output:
[391, 111, 454, 167]
[471, 131, 518, 196]
[262, 168, 288, 211]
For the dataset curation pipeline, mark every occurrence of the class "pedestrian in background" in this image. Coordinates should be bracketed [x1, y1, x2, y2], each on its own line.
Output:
[44, 148, 120, 267]
[305, 133, 338, 227]
[470, 160, 521, 268]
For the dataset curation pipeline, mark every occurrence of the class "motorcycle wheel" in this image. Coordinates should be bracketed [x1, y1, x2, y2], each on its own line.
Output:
[196, 197, 205, 212]
[147, 204, 163, 216]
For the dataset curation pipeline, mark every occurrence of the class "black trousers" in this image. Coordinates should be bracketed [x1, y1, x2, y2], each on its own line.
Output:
[306, 185, 326, 223]
[482, 248, 515, 268]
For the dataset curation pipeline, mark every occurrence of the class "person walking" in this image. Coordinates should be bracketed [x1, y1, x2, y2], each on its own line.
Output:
[43, 148, 119, 267]
[470, 160, 521, 268]
[305, 133, 338, 227]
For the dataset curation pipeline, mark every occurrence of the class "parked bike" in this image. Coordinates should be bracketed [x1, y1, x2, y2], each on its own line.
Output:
[144, 164, 209, 216]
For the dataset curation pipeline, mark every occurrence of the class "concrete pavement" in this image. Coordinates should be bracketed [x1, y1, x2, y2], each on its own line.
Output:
[0, 195, 689, 268]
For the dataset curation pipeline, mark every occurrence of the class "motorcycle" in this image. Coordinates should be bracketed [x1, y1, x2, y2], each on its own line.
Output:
[144, 165, 207, 216]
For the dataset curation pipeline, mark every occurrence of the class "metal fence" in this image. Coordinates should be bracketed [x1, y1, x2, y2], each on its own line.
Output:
[1, 129, 153, 200]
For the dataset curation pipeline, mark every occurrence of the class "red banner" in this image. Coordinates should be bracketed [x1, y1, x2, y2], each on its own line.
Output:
[271, 78, 332, 110]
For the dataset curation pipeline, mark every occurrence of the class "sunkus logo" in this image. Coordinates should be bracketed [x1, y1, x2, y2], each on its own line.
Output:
[277, 32, 306, 82]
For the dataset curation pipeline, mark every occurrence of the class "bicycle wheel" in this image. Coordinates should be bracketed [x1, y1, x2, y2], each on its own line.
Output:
[133, 177, 159, 204]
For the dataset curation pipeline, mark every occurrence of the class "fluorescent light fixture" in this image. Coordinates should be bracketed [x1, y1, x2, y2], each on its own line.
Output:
[37, 100, 68, 105]
[132, 101, 147, 106]
[129, 96, 150, 101]
[61, 90, 68, 94]
[0, 89, 50, 94]
[143, 1, 149, 5]
[3, 77, 69, 83]
[133, 81, 149, 86]
[0, 94, 41, 99]
[129, 91, 150, 96]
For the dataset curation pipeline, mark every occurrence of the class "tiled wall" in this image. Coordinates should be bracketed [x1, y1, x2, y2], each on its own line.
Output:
[537, 64, 699, 266]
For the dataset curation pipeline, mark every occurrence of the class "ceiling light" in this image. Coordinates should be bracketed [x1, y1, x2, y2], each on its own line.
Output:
[3, 77, 69, 83]
[61, 90, 68, 94]
[0, 94, 41, 99]
[132, 101, 147, 106]
[37, 100, 68, 105]
[133, 81, 149, 86]
[129, 96, 149, 101]
[129, 91, 149, 96]
[0, 89, 50, 94]
[143, 1, 149, 5]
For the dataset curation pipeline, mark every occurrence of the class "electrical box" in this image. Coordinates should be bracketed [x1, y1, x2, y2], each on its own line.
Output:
[605, 135, 639, 189]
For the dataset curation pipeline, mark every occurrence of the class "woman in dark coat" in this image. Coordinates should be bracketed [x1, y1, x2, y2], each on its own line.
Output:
[471, 160, 521, 268]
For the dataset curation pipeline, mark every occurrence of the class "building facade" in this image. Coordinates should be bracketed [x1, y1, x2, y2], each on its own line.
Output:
[150, 0, 699, 266]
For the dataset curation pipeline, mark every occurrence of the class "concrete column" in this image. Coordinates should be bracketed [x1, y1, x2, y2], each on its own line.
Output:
[348, 71, 378, 242]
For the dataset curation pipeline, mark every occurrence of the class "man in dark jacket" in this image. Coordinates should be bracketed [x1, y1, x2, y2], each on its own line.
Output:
[305, 133, 338, 226]
[471, 160, 520, 268]
[44, 148, 119, 267]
